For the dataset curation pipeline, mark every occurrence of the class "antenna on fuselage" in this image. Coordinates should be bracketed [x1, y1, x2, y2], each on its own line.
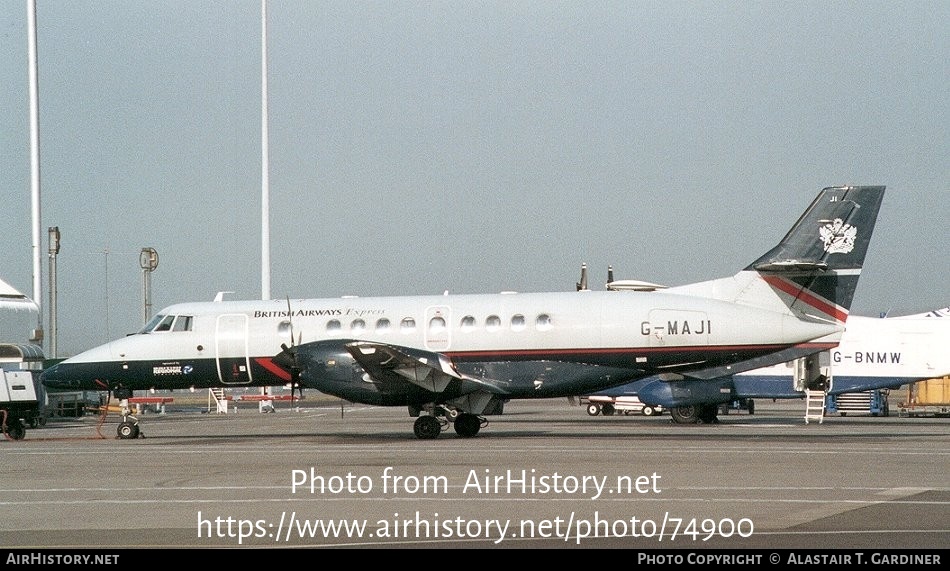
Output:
[576, 263, 589, 291]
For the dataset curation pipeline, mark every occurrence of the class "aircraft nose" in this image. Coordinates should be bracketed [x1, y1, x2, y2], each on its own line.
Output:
[40, 362, 72, 390]
[41, 341, 122, 391]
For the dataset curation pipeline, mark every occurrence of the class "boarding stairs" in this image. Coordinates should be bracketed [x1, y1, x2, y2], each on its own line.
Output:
[208, 388, 229, 414]
[804, 389, 826, 424]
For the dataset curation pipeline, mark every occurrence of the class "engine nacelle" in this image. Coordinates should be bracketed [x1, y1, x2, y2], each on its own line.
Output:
[637, 377, 736, 408]
[293, 339, 365, 385]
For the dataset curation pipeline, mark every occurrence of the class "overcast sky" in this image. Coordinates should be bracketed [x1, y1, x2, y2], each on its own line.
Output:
[1, 1, 947, 357]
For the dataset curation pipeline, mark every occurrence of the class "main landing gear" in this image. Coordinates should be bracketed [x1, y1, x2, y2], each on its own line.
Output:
[669, 403, 720, 424]
[412, 406, 488, 440]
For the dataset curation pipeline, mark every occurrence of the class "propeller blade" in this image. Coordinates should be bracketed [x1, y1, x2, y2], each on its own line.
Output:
[286, 296, 296, 346]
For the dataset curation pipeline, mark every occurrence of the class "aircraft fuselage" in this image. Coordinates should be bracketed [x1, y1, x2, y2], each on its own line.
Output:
[42, 287, 839, 404]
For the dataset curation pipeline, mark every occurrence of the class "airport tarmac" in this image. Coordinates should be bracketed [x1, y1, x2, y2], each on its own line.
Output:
[1, 397, 947, 550]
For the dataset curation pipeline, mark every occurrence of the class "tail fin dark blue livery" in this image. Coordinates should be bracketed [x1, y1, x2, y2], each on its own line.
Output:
[748, 185, 885, 323]
[665, 186, 885, 326]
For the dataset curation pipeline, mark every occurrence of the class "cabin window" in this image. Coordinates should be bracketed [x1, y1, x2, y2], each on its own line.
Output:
[510, 314, 525, 332]
[172, 315, 193, 332]
[400, 317, 416, 333]
[429, 316, 446, 334]
[326, 319, 342, 333]
[375, 318, 391, 333]
[536, 314, 552, 331]
[486, 315, 501, 332]
[460, 315, 476, 331]
[351, 319, 366, 334]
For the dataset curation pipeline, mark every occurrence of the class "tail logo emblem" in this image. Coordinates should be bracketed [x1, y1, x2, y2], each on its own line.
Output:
[819, 219, 857, 254]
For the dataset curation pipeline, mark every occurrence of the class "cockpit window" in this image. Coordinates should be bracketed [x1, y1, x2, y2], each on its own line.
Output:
[172, 315, 193, 332]
[139, 314, 166, 334]
[139, 314, 191, 333]
[153, 315, 175, 332]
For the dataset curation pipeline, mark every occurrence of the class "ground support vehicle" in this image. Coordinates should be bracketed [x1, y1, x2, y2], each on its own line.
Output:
[580, 394, 663, 417]
[898, 377, 950, 418]
[1, 369, 41, 440]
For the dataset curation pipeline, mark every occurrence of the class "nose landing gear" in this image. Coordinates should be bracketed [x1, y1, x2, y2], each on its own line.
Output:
[110, 388, 142, 439]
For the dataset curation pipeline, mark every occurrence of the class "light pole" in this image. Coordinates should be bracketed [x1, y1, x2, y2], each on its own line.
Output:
[47, 226, 59, 358]
[139, 248, 159, 325]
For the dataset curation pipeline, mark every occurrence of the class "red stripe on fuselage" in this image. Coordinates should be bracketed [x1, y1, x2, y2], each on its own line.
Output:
[254, 357, 293, 381]
[761, 275, 848, 322]
[445, 342, 838, 360]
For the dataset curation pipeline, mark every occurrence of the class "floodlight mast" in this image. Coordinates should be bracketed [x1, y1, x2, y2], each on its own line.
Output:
[48, 227, 60, 358]
[140, 248, 159, 324]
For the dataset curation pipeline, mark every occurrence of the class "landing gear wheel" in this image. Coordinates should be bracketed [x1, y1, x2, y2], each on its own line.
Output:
[586, 403, 601, 416]
[413, 416, 441, 440]
[454, 413, 481, 438]
[601, 403, 616, 416]
[117, 421, 140, 439]
[642, 406, 656, 417]
[670, 405, 700, 424]
[697, 404, 719, 424]
[5, 419, 26, 440]
[747, 400, 755, 415]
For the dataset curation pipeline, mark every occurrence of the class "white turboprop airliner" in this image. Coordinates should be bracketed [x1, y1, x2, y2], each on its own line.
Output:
[596, 307, 950, 423]
[42, 186, 886, 439]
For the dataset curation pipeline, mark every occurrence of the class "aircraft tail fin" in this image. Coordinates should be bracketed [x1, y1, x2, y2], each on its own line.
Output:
[745, 185, 885, 323]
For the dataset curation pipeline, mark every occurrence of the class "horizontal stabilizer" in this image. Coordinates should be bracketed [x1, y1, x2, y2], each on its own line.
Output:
[752, 260, 829, 272]
[0, 277, 38, 311]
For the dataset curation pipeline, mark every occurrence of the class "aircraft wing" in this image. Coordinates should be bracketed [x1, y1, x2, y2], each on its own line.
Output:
[668, 342, 832, 381]
[344, 341, 509, 395]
